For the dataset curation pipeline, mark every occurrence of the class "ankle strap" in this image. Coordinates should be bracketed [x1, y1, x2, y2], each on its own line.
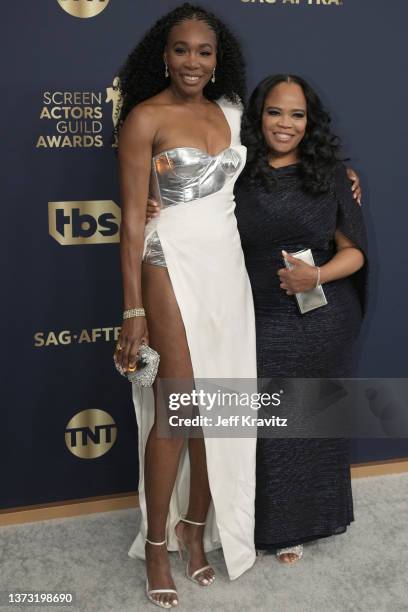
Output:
[180, 517, 206, 526]
[146, 537, 166, 546]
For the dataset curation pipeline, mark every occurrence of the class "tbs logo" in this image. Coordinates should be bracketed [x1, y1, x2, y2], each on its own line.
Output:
[48, 200, 121, 245]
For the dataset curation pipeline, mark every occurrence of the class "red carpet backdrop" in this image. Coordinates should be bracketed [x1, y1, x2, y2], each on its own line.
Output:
[2, 0, 407, 509]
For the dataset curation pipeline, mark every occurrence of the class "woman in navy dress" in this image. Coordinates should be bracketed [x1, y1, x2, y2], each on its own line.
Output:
[235, 74, 368, 563]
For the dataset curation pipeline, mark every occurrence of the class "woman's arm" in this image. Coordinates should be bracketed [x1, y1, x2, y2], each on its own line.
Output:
[114, 105, 156, 372]
[279, 162, 367, 296]
[319, 230, 364, 284]
[278, 232, 365, 295]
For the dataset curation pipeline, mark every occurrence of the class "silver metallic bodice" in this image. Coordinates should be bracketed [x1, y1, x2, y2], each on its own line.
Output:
[150, 146, 242, 208]
[144, 146, 243, 267]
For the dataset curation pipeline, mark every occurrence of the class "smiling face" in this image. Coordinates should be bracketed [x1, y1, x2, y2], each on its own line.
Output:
[262, 81, 307, 166]
[164, 19, 217, 96]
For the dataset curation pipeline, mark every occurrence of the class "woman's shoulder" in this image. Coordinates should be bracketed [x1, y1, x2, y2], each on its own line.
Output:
[217, 94, 244, 116]
[330, 160, 358, 201]
[331, 160, 355, 186]
[217, 94, 244, 108]
[122, 93, 174, 134]
[130, 91, 169, 113]
[119, 97, 173, 150]
[124, 99, 158, 124]
[333, 160, 348, 177]
[217, 95, 244, 145]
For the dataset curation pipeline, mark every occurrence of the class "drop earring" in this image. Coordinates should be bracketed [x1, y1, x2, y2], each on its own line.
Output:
[211, 68, 216, 84]
[164, 61, 169, 78]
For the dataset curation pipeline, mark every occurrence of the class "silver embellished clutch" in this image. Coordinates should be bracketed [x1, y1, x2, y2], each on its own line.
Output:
[284, 248, 328, 314]
[114, 344, 160, 387]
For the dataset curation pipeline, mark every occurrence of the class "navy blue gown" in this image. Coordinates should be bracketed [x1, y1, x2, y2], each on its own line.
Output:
[234, 161, 368, 549]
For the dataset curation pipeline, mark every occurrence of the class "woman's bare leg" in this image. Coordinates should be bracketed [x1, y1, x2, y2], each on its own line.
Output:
[142, 263, 213, 603]
[174, 437, 215, 584]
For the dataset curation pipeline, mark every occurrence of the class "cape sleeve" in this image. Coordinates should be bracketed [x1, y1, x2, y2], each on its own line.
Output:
[333, 162, 369, 317]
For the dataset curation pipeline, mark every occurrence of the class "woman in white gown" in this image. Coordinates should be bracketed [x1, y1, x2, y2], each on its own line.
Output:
[113, 4, 257, 608]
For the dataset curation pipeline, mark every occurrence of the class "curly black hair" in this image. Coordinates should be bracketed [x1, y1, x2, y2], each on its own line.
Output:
[114, 2, 246, 141]
[240, 74, 341, 194]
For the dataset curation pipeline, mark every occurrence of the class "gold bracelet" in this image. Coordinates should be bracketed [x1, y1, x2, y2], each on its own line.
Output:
[123, 308, 145, 319]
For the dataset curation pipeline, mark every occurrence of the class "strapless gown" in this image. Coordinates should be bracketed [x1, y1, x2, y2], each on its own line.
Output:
[128, 97, 257, 580]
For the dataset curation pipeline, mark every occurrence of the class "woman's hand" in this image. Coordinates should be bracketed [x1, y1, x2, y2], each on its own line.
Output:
[114, 316, 149, 374]
[277, 251, 319, 295]
[146, 197, 160, 223]
[346, 167, 362, 206]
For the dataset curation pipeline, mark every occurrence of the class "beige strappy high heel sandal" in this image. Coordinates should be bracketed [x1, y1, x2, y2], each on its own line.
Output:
[175, 517, 215, 586]
[276, 544, 303, 565]
[145, 538, 178, 608]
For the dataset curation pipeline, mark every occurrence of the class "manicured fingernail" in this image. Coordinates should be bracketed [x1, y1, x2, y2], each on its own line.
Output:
[282, 250, 287, 256]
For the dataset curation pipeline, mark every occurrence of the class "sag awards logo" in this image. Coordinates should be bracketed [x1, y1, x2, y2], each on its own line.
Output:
[48, 200, 121, 245]
[65, 409, 117, 459]
[57, 0, 111, 19]
[36, 77, 123, 149]
[33, 326, 121, 347]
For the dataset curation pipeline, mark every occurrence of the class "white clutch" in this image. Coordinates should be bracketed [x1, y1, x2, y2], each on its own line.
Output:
[284, 248, 328, 314]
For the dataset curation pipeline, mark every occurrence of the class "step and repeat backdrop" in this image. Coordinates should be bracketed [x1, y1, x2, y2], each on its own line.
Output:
[3, 0, 407, 510]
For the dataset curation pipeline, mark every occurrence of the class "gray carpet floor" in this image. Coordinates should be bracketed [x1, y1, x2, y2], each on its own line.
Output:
[1, 473, 407, 612]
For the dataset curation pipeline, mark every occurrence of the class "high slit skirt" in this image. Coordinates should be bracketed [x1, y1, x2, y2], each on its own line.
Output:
[128, 182, 258, 580]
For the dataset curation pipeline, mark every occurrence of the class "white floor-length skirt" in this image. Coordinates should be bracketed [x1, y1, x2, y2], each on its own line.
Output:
[128, 100, 257, 580]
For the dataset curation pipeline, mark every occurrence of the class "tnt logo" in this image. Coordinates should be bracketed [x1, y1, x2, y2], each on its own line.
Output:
[48, 200, 121, 245]
[57, 0, 111, 19]
[65, 409, 117, 459]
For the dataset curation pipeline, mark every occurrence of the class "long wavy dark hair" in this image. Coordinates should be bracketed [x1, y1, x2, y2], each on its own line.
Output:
[240, 74, 341, 194]
[114, 3, 246, 142]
